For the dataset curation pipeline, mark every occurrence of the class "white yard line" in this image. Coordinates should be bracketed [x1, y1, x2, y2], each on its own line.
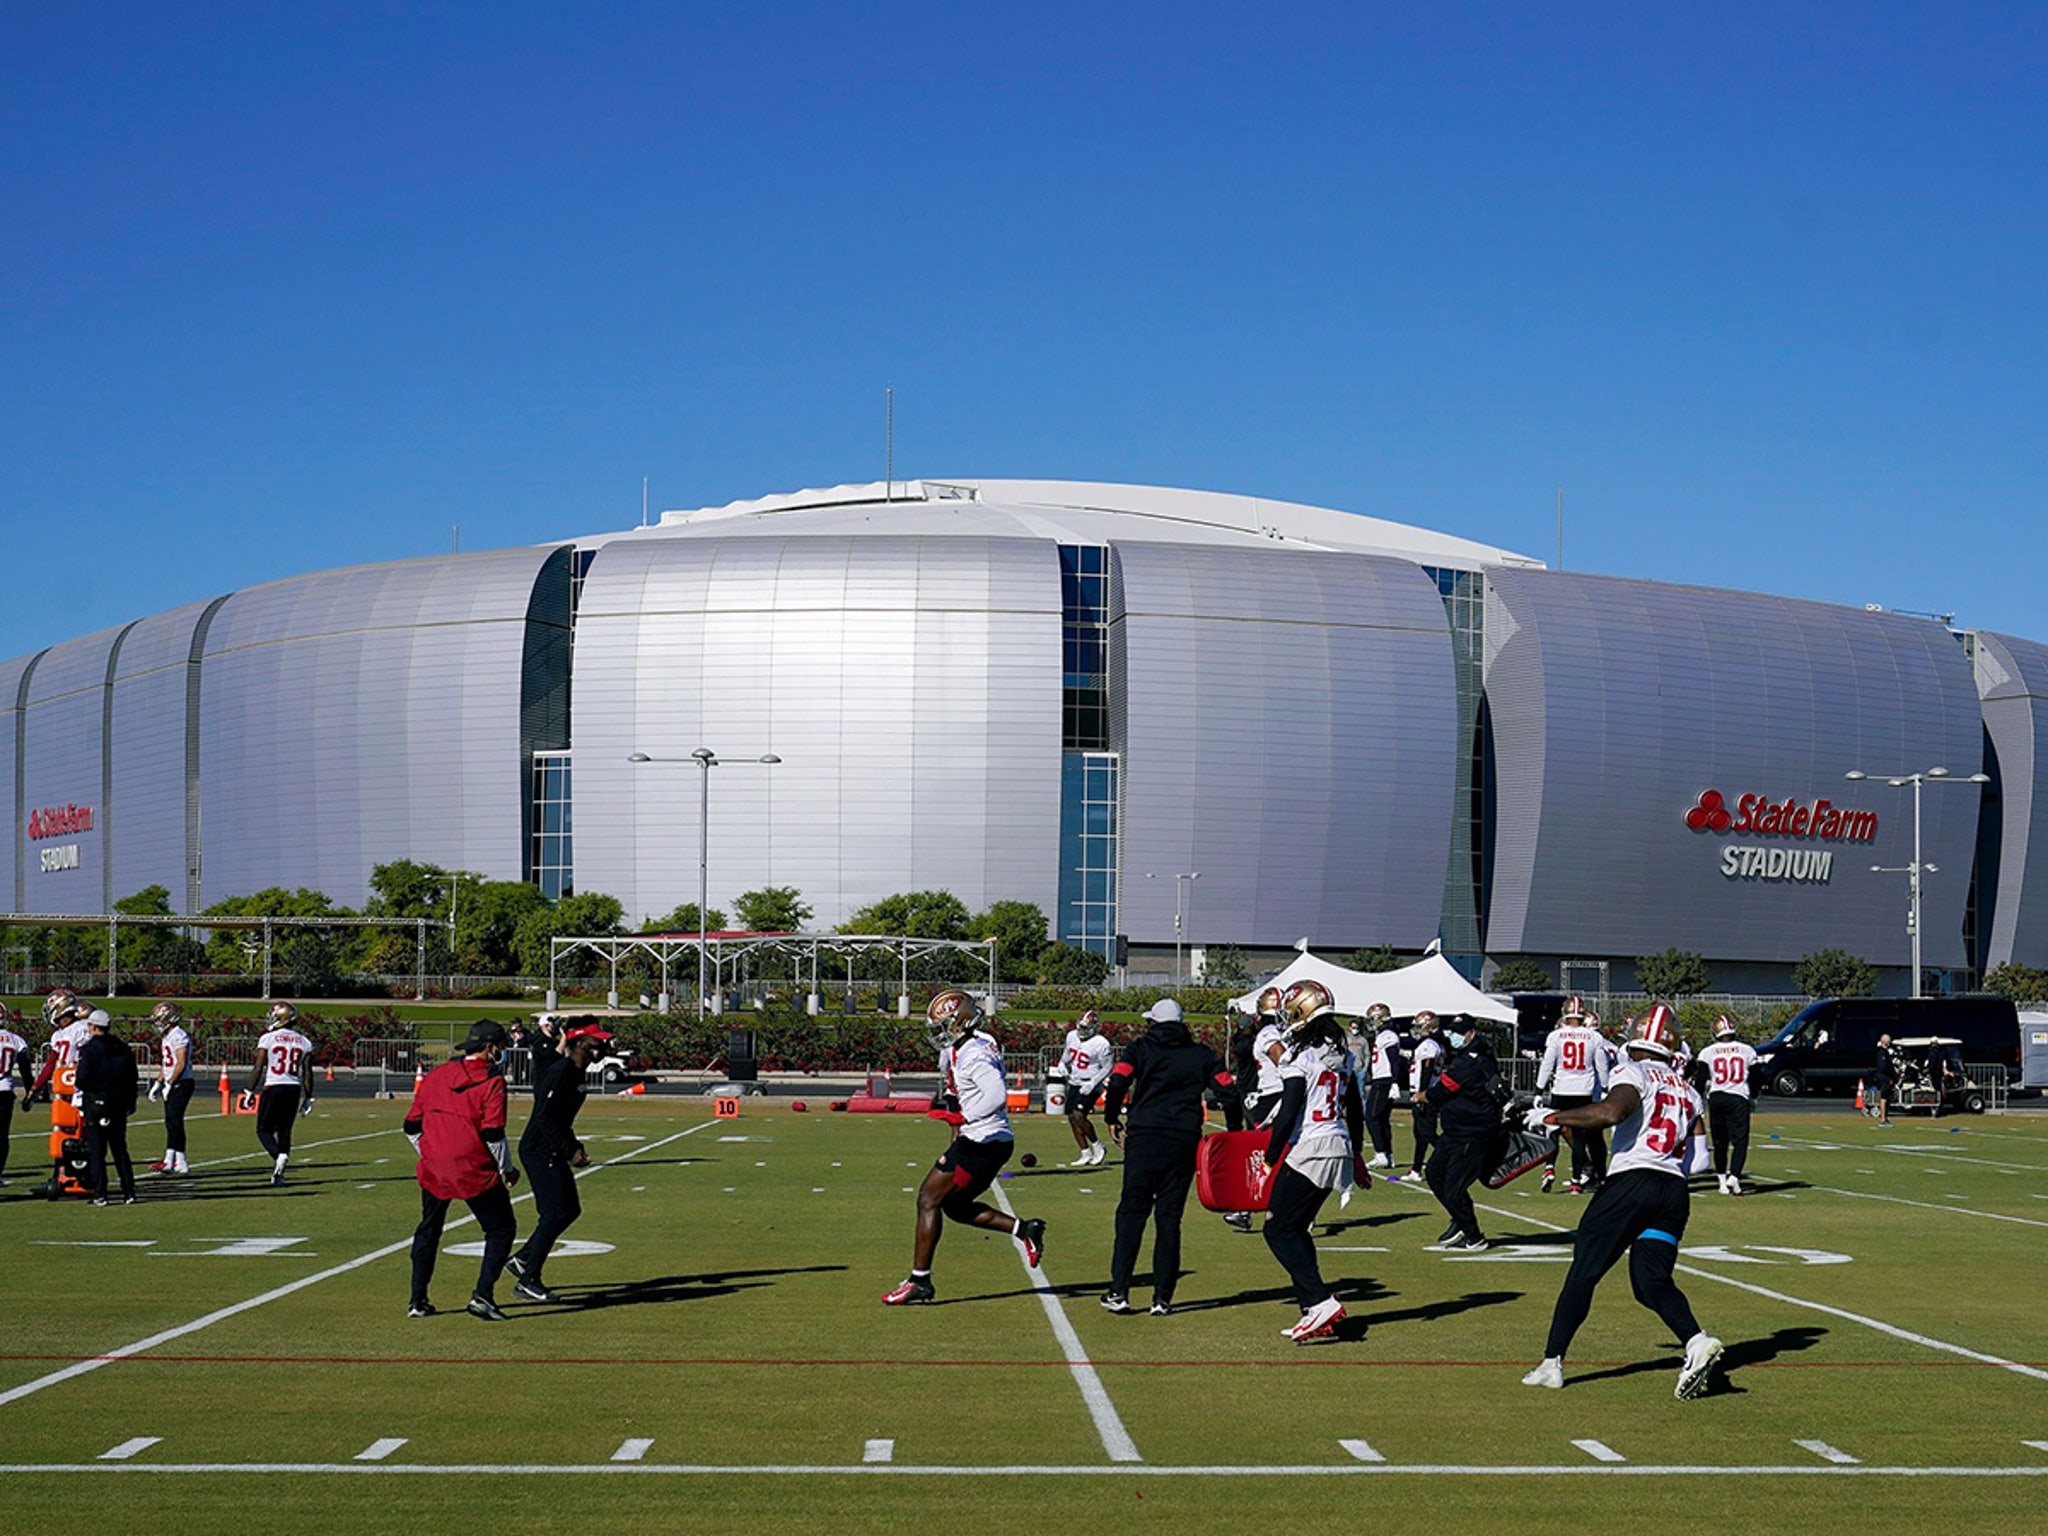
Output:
[1382, 1177, 2048, 1385]
[1809, 1185, 2048, 1230]
[0, 1121, 716, 1409]
[988, 1181, 1141, 1463]
[1767, 1138, 2048, 1175]
[4, 1461, 2046, 1479]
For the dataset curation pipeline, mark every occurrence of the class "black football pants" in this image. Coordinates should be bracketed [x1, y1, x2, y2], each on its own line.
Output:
[0, 1091, 12, 1178]
[163, 1077, 194, 1155]
[1262, 1164, 1335, 1310]
[1544, 1093, 1607, 1184]
[513, 1154, 581, 1283]
[1708, 1094, 1752, 1178]
[1110, 1129, 1199, 1304]
[1425, 1135, 1489, 1242]
[1542, 1168, 1702, 1361]
[84, 1109, 136, 1200]
[1409, 1102, 1439, 1172]
[256, 1085, 301, 1158]
[1363, 1080, 1395, 1158]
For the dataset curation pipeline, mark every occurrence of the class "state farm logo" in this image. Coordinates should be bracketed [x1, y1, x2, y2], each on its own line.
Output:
[1684, 789, 1876, 844]
[28, 804, 93, 840]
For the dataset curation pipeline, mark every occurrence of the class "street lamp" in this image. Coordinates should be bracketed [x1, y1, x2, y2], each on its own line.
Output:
[1843, 766, 1990, 998]
[1144, 871, 1200, 986]
[629, 749, 781, 1017]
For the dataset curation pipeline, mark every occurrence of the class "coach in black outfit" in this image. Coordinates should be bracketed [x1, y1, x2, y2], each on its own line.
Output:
[74, 1010, 140, 1205]
[1420, 1015, 1502, 1251]
[506, 1022, 608, 1302]
[1100, 998, 1242, 1315]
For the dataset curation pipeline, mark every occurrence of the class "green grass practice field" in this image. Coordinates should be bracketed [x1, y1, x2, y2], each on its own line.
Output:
[5, 1092, 2046, 1534]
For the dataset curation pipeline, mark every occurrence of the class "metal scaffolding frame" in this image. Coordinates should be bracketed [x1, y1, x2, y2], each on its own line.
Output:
[0, 911, 436, 999]
[546, 931, 1000, 1014]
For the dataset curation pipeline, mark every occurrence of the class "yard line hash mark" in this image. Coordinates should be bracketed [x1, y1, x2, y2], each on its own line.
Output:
[863, 1440, 894, 1463]
[613, 1440, 654, 1462]
[1339, 1439, 1383, 1462]
[1574, 1440, 1625, 1463]
[355, 1439, 407, 1462]
[1795, 1440, 1859, 1464]
[99, 1438, 160, 1461]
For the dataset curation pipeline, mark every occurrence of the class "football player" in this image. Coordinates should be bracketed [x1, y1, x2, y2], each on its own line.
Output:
[29, 992, 94, 1197]
[1695, 1016, 1758, 1195]
[1521, 1003, 1724, 1399]
[148, 1002, 196, 1176]
[1223, 987, 1290, 1232]
[0, 1008, 28, 1184]
[1359, 1001, 1402, 1170]
[1059, 1009, 1115, 1166]
[246, 1002, 314, 1186]
[1536, 997, 1610, 1193]
[1402, 1011, 1444, 1181]
[1258, 980, 1370, 1343]
[882, 991, 1045, 1305]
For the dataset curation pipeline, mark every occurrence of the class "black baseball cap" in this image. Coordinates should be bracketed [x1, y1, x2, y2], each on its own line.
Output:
[461, 1020, 510, 1052]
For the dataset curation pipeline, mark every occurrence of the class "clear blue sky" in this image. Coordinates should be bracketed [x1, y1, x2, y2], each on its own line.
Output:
[5, 3, 2045, 661]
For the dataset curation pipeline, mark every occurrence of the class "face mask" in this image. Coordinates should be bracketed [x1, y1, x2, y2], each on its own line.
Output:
[1446, 1031, 1470, 1050]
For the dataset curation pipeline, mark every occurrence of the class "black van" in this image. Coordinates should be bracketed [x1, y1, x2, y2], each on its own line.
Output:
[1753, 997, 2020, 1098]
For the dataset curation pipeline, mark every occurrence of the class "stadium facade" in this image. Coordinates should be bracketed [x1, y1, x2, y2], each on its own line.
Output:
[6, 479, 2046, 991]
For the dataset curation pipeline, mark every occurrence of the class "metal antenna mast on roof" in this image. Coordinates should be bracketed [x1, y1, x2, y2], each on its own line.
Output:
[885, 386, 894, 502]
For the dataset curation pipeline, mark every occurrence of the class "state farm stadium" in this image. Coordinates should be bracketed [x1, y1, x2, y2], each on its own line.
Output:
[7, 478, 2048, 993]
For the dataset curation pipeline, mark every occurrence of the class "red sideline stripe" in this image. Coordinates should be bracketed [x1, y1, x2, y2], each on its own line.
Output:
[0, 1353, 2032, 1370]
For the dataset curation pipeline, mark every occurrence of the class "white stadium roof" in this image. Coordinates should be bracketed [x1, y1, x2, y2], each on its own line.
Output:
[572, 479, 1544, 571]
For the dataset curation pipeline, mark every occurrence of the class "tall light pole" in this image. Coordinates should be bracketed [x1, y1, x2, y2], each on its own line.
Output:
[630, 749, 781, 1017]
[1145, 870, 1200, 986]
[1844, 766, 1990, 999]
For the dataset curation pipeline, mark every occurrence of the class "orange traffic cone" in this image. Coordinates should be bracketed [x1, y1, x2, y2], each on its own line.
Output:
[1854, 1078, 1866, 1111]
[218, 1063, 231, 1114]
[324, 1062, 335, 1084]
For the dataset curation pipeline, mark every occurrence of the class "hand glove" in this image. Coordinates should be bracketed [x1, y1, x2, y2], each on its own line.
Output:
[1524, 1105, 1558, 1134]
[926, 1109, 967, 1127]
[237, 1090, 256, 1112]
[148, 1081, 164, 1102]
[299, 1095, 315, 1117]
[1350, 1153, 1373, 1189]
[503, 1165, 520, 1188]
[407, 1132, 422, 1154]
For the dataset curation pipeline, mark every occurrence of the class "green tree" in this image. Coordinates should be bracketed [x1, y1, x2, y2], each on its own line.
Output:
[200, 887, 347, 973]
[112, 885, 205, 973]
[1037, 942, 1110, 986]
[642, 902, 727, 935]
[1982, 961, 2048, 1003]
[972, 900, 1050, 983]
[514, 891, 626, 977]
[1635, 947, 1711, 998]
[1343, 944, 1406, 974]
[1489, 958, 1555, 992]
[278, 930, 342, 996]
[842, 891, 972, 940]
[1201, 945, 1253, 987]
[450, 879, 551, 975]
[732, 886, 813, 933]
[1790, 948, 1878, 999]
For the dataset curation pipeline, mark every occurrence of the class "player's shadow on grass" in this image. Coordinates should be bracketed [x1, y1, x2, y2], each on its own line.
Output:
[1320, 1210, 1426, 1234]
[545, 1264, 849, 1313]
[1566, 1325, 1827, 1396]
[1168, 1277, 1397, 1315]
[1357, 1289, 1522, 1330]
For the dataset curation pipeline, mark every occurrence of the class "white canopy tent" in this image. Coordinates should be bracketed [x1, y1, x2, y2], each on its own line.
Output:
[1229, 949, 1518, 1024]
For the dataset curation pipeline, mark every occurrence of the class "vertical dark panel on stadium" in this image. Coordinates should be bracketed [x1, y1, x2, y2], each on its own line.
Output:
[521, 546, 576, 892]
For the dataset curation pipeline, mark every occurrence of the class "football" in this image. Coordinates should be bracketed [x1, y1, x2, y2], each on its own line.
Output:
[1020, 1152, 1037, 1167]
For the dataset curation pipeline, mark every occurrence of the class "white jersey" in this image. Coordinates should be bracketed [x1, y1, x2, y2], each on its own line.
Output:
[160, 1025, 194, 1083]
[1407, 1034, 1443, 1096]
[941, 1031, 1012, 1144]
[1278, 1041, 1353, 1161]
[1696, 1039, 1757, 1101]
[256, 1028, 314, 1088]
[0, 1028, 26, 1091]
[1606, 1057, 1704, 1179]
[1368, 1027, 1401, 1083]
[1059, 1028, 1113, 1092]
[1252, 1023, 1287, 1099]
[1537, 1022, 1609, 1098]
[49, 1021, 92, 1080]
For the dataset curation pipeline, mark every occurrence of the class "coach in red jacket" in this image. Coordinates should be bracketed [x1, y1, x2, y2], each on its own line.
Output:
[405, 1021, 520, 1321]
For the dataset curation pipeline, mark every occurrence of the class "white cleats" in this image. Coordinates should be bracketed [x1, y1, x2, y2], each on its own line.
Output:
[1283, 1296, 1345, 1342]
[1367, 1153, 1392, 1170]
[1522, 1357, 1565, 1389]
[1676, 1332, 1724, 1400]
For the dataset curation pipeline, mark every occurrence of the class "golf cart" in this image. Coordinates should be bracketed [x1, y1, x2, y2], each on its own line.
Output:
[1889, 1036, 1985, 1115]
